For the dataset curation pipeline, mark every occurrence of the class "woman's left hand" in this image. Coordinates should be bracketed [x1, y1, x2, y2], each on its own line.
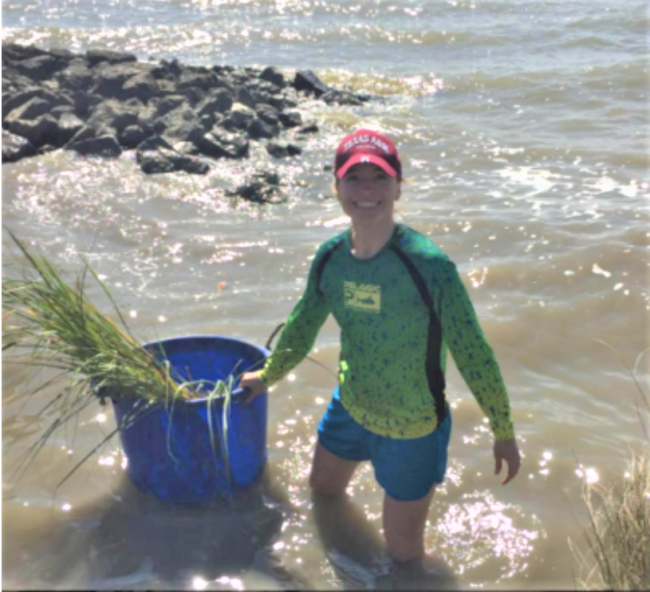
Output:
[494, 438, 521, 485]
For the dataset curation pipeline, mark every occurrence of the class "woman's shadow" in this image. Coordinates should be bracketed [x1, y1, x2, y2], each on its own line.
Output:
[17, 468, 308, 590]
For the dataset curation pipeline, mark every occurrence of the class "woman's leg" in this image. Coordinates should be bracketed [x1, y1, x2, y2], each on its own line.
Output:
[382, 486, 436, 563]
[309, 442, 360, 495]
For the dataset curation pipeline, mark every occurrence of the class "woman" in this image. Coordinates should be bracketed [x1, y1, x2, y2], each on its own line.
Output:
[240, 128, 521, 565]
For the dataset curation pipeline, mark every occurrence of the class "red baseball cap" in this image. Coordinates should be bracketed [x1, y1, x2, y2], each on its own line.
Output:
[334, 129, 402, 180]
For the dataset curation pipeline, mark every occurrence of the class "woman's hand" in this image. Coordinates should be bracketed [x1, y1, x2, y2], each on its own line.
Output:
[494, 438, 521, 485]
[238, 371, 267, 405]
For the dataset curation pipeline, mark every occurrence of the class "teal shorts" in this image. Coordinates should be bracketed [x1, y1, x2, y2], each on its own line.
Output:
[317, 388, 452, 502]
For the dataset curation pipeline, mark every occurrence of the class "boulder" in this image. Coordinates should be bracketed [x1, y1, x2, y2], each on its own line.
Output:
[155, 95, 188, 117]
[87, 100, 140, 133]
[177, 71, 219, 92]
[298, 122, 319, 134]
[2, 43, 50, 65]
[248, 118, 279, 140]
[121, 73, 161, 103]
[2, 88, 60, 117]
[278, 110, 302, 129]
[321, 89, 363, 106]
[293, 70, 330, 97]
[198, 128, 249, 159]
[55, 61, 93, 91]
[2, 130, 36, 163]
[90, 63, 149, 99]
[197, 89, 233, 118]
[227, 172, 284, 204]
[69, 135, 122, 157]
[117, 124, 148, 149]
[4, 97, 52, 127]
[154, 106, 204, 143]
[8, 114, 58, 149]
[266, 140, 302, 159]
[86, 49, 137, 68]
[136, 135, 208, 175]
[259, 66, 286, 89]
[255, 103, 280, 126]
[15, 55, 68, 81]
[53, 112, 85, 145]
[220, 103, 255, 131]
[51, 105, 75, 119]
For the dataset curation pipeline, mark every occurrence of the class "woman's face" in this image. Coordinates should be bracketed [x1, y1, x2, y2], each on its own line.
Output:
[335, 164, 401, 227]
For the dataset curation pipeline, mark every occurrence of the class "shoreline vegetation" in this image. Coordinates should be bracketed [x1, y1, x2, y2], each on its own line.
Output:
[571, 347, 650, 591]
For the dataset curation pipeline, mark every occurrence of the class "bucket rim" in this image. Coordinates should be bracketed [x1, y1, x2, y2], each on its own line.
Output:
[141, 334, 270, 406]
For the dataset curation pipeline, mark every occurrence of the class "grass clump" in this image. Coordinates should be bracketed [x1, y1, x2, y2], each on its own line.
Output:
[2, 229, 233, 487]
[571, 344, 650, 591]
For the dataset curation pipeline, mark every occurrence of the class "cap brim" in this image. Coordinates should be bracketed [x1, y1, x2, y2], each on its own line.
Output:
[336, 154, 397, 179]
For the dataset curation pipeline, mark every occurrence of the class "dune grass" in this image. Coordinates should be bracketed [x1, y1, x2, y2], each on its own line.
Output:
[571, 345, 650, 591]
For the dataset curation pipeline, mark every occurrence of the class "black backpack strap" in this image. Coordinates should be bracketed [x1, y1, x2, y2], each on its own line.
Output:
[315, 239, 343, 298]
[390, 245, 447, 425]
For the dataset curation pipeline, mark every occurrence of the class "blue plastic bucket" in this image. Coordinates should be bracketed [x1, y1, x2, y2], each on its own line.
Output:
[110, 335, 269, 504]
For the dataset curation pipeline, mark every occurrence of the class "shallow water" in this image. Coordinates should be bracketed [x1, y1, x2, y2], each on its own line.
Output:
[2, 0, 649, 589]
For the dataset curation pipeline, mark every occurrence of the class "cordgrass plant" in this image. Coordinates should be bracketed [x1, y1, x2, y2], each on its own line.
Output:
[2, 230, 239, 489]
[570, 344, 650, 591]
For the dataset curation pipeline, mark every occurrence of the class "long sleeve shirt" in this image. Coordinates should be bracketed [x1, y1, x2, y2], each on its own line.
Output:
[259, 224, 515, 441]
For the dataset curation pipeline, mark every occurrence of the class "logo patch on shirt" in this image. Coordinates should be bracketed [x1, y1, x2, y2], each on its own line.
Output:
[344, 281, 381, 313]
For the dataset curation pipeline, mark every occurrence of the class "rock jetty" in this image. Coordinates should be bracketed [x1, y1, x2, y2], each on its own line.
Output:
[2, 43, 370, 197]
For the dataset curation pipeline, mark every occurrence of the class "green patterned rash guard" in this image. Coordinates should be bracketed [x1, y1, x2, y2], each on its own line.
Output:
[259, 223, 515, 441]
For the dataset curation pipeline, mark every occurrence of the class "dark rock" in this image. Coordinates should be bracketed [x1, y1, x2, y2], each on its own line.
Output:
[199, 113, 216, 131]
[151, 58, 183, 79]
[221, 104, 255, 131]
[2, 71, 36, 94]
[236, 86, 257, 109]
[2, 88, 59, 116]
[248, 118, 279, 140]
[155, 95, 188, 117]
[255, 103, 280, 126]
[69, 135, 122, 157]
[298, 122, 319, 134]
[172, 140, 201, 156]
[267, 94, 298, 111]
[15, 55, 68, 81]
[53, 112, 85, 145]
[2, 43, 50, 65]
[259, 66, 286, 89]
[87, 49, 137, 68]
[293, 70, 330, 97]
[90, 63, 148, 99]
[177, 72, 218, 92]
[51, 105, 75, 118]
[155, 106, 204, 143]
[228, 172, 284, 204]
[121, 73, 160, 103]
[8, 114, 59, 149]
[266, 140, 302, 158]
[71, 90, 101, 117]
[198, 128, 249, 159]
[66, 125, 96, 146]
[117, 125, 147, 149]
[136, 134, 208, 175]
[56, 61, 93, 91]
[2, 130, 36, 162]
[321, 89, 363, 106]
[197, 89, 233, 118]
[278, 110, 302, 129]
[87, 100, 139, 133]
[4, 97, 52, 127]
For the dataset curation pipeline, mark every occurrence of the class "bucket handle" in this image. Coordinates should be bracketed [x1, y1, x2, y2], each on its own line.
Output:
[231, 322, 285, 399]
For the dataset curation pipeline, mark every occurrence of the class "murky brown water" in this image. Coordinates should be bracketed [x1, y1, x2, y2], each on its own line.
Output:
[3, 0, 649, 589]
